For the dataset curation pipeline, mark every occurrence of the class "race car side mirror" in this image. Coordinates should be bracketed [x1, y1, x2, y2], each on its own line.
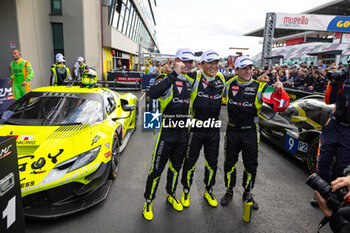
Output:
[259, 104, 277, 120]
[122, 104, 135, 112]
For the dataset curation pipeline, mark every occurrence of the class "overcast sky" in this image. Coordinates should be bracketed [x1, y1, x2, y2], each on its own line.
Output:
[154, 0, 332, 58]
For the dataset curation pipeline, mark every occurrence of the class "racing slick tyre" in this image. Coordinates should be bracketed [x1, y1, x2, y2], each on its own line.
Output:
[306, 137, 319, 174]
[109, 134, 120, 180]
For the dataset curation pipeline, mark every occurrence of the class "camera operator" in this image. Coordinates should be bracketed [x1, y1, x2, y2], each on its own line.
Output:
[314, 175, 350, 233]
[312, 64, 350, 206]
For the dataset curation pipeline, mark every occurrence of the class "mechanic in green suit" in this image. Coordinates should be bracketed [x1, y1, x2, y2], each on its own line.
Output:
[8, 49, 34, 100]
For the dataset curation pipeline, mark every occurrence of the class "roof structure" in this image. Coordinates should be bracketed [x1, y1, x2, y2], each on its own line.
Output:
[252, 42, 350, 62]
[244, 0, 350, 38]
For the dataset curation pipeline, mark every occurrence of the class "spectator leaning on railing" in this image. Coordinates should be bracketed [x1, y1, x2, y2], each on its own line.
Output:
[338, 62, 344, 70]
[293, 68, 306, 87]
[310, 70, 327, 92]
[255, 60, 341, 93]
[289, 64, 300, 84]
[318, 60, 327, 69]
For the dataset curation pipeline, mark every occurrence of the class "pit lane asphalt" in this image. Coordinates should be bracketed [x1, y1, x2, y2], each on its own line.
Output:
[25, 90, 332, 233]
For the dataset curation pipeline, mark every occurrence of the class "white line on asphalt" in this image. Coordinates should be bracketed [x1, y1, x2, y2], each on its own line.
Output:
[140, 93, 146, 100]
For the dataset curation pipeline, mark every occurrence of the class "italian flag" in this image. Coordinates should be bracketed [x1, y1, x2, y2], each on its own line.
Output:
[262, 86, 276, 104]
[20, 135, 34, 141]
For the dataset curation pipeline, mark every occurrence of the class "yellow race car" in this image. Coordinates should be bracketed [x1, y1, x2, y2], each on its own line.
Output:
[0, 85, 138, 218]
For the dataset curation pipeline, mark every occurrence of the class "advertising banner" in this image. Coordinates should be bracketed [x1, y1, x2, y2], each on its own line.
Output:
[141, 74, 157, 89]
[0, 78, 14, 114]
[276, 13, 350, 33]
[0, 137, 25, 233]
[341, 33, 350, 44]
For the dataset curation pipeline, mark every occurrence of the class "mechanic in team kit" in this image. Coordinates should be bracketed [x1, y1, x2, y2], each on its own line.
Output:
[76, 57, 88, 80]
[220, 56, 288, 210]
[50, 53, 71, 86]
[8, 48, 34, 100]
[142, 48, 195, 221]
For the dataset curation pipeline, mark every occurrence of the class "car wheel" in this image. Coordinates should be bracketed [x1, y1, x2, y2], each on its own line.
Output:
[307, 137, 319, 174]
[109, 135, 120, 179]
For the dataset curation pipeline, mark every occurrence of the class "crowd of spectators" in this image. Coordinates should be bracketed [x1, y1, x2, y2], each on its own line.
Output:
[143, 58, 345, 94]
[252, 60, 345, 93]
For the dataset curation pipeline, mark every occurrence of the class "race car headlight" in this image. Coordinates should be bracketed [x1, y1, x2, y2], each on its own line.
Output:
[54, 146, 101, 172]
[67, 146, 100, 172]
[36, 146, 101, 189]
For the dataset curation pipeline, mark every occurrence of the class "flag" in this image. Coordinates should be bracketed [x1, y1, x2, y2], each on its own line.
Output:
[262, 86, 276, 104]
[262, 86, 290, 112]
[20, 135, 34, 141]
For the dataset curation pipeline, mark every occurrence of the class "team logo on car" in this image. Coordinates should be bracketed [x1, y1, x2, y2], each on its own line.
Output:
[0, 144, 12, 160]
[143, 110, 161, 129]
[20, 135, 34, 141]
[31, 157, 46, 170]
[232, 86, 239, 97]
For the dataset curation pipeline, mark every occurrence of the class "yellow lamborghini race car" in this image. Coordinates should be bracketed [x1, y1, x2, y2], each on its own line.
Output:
[0, 85, 138, 218]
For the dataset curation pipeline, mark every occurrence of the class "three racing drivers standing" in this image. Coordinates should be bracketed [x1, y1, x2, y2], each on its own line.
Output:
[142, 51, 288, 221]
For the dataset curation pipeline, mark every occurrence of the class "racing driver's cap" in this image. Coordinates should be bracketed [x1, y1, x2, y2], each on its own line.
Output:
[235, 56, 254, 69]
[200, 50, 220, 63]
[175, 48, 195, 61]
[262, 87, 290, 112]
[56, 53, 65, 63]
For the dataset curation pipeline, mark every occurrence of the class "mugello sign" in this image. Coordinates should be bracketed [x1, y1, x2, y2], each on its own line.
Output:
[275, 13, 350, 33]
